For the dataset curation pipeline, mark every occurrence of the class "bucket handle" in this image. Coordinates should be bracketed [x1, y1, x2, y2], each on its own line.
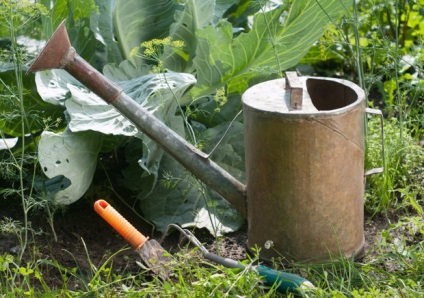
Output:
[364, 108, 385, 176]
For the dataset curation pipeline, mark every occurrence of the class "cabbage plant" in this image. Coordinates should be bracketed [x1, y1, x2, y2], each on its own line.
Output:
[34, 0, 352, 235]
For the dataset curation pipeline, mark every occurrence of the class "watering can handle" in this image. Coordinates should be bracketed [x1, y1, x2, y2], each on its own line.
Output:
[364, 108, 385, 176]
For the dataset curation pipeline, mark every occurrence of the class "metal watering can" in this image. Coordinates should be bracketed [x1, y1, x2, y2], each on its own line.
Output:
[28, 21, 384, 262]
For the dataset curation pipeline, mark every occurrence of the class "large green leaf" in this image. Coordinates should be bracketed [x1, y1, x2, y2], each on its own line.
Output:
[65, 70, 195, 138]
[65, 69, 196, 182]
[103, 60, 152, 81]
[114, 0, 179, 60]
[34, 69, 81, 106]
[138, 121, 245, 236]
[38, 129, 102, 204]
[35, 58, 196, 204]
[39, 0, 97, 36]
[163, 0, 238, 72]
[215, 0, 238, 19]
[40, 0, 103, 68]
[163, 0, 215, 72]
[90, 0, 124, 64]
[65, 84, 139, 136]
[191, 0, 351, 97]
[38, 65, 195, 184]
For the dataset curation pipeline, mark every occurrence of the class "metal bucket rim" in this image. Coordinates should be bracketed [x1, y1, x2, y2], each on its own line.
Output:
[242, 76, 365, 118]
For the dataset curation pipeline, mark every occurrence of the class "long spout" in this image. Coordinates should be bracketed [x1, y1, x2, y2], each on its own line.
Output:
[28, 20, 247, 217]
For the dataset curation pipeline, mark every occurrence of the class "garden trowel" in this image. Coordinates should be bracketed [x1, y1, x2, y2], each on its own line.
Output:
[161, 224, 315, 295]
[94, 200, 171, 280]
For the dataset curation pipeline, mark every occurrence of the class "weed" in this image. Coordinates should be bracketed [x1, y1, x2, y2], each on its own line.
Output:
[363, 215, 424, 296]
[0, 218, 48, 296]
[137, 246, 281, 297]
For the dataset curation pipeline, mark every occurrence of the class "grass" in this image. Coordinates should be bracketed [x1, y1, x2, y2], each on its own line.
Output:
[312, 216, 424, 297]
[1, 213, 423, 296]
[365, 117, 424, 215]
[0, 239, 280, 297]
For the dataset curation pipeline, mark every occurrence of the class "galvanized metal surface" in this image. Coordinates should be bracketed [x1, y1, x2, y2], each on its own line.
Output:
[243, 77, 366, 262]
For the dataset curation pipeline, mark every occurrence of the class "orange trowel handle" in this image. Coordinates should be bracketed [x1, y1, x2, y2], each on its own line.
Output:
[94, 200, 148, 250]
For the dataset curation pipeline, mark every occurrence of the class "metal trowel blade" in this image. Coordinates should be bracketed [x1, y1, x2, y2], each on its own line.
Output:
[138, 239, 172, 280]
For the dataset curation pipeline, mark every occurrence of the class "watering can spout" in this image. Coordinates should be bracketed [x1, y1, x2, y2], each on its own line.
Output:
[28, 20, 247, 217]
[28, 20, 71, 73]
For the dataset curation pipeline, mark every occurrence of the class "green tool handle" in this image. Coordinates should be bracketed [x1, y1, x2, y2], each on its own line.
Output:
[256, 264, 312, 294]
[203, 253, 313, 294]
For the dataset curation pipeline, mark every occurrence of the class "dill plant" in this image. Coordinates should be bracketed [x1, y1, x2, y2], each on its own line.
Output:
[0, 0, 48, 259]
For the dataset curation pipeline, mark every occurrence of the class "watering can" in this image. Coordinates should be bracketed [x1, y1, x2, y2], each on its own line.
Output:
[28, 21, 384, 262]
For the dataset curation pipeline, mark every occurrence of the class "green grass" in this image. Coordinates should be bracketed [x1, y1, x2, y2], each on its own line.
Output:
[365, 117, 424, 216]
[0, 243, 281, 297]
[1, 214, 423, 297]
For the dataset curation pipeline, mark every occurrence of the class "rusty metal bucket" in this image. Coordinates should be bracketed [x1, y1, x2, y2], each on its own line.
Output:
[242, 73, 383, 262]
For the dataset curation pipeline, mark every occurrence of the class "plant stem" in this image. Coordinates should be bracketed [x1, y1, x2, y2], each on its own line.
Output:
[353, 0, 365, 91]
[8, 18, 29, 261]
[394, 0, 403, 139]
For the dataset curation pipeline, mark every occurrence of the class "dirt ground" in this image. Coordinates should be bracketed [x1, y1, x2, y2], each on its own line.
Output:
[0, 192, 391, 291]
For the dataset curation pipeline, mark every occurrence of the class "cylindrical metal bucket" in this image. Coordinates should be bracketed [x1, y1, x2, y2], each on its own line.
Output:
[242, 75, 366, 262]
